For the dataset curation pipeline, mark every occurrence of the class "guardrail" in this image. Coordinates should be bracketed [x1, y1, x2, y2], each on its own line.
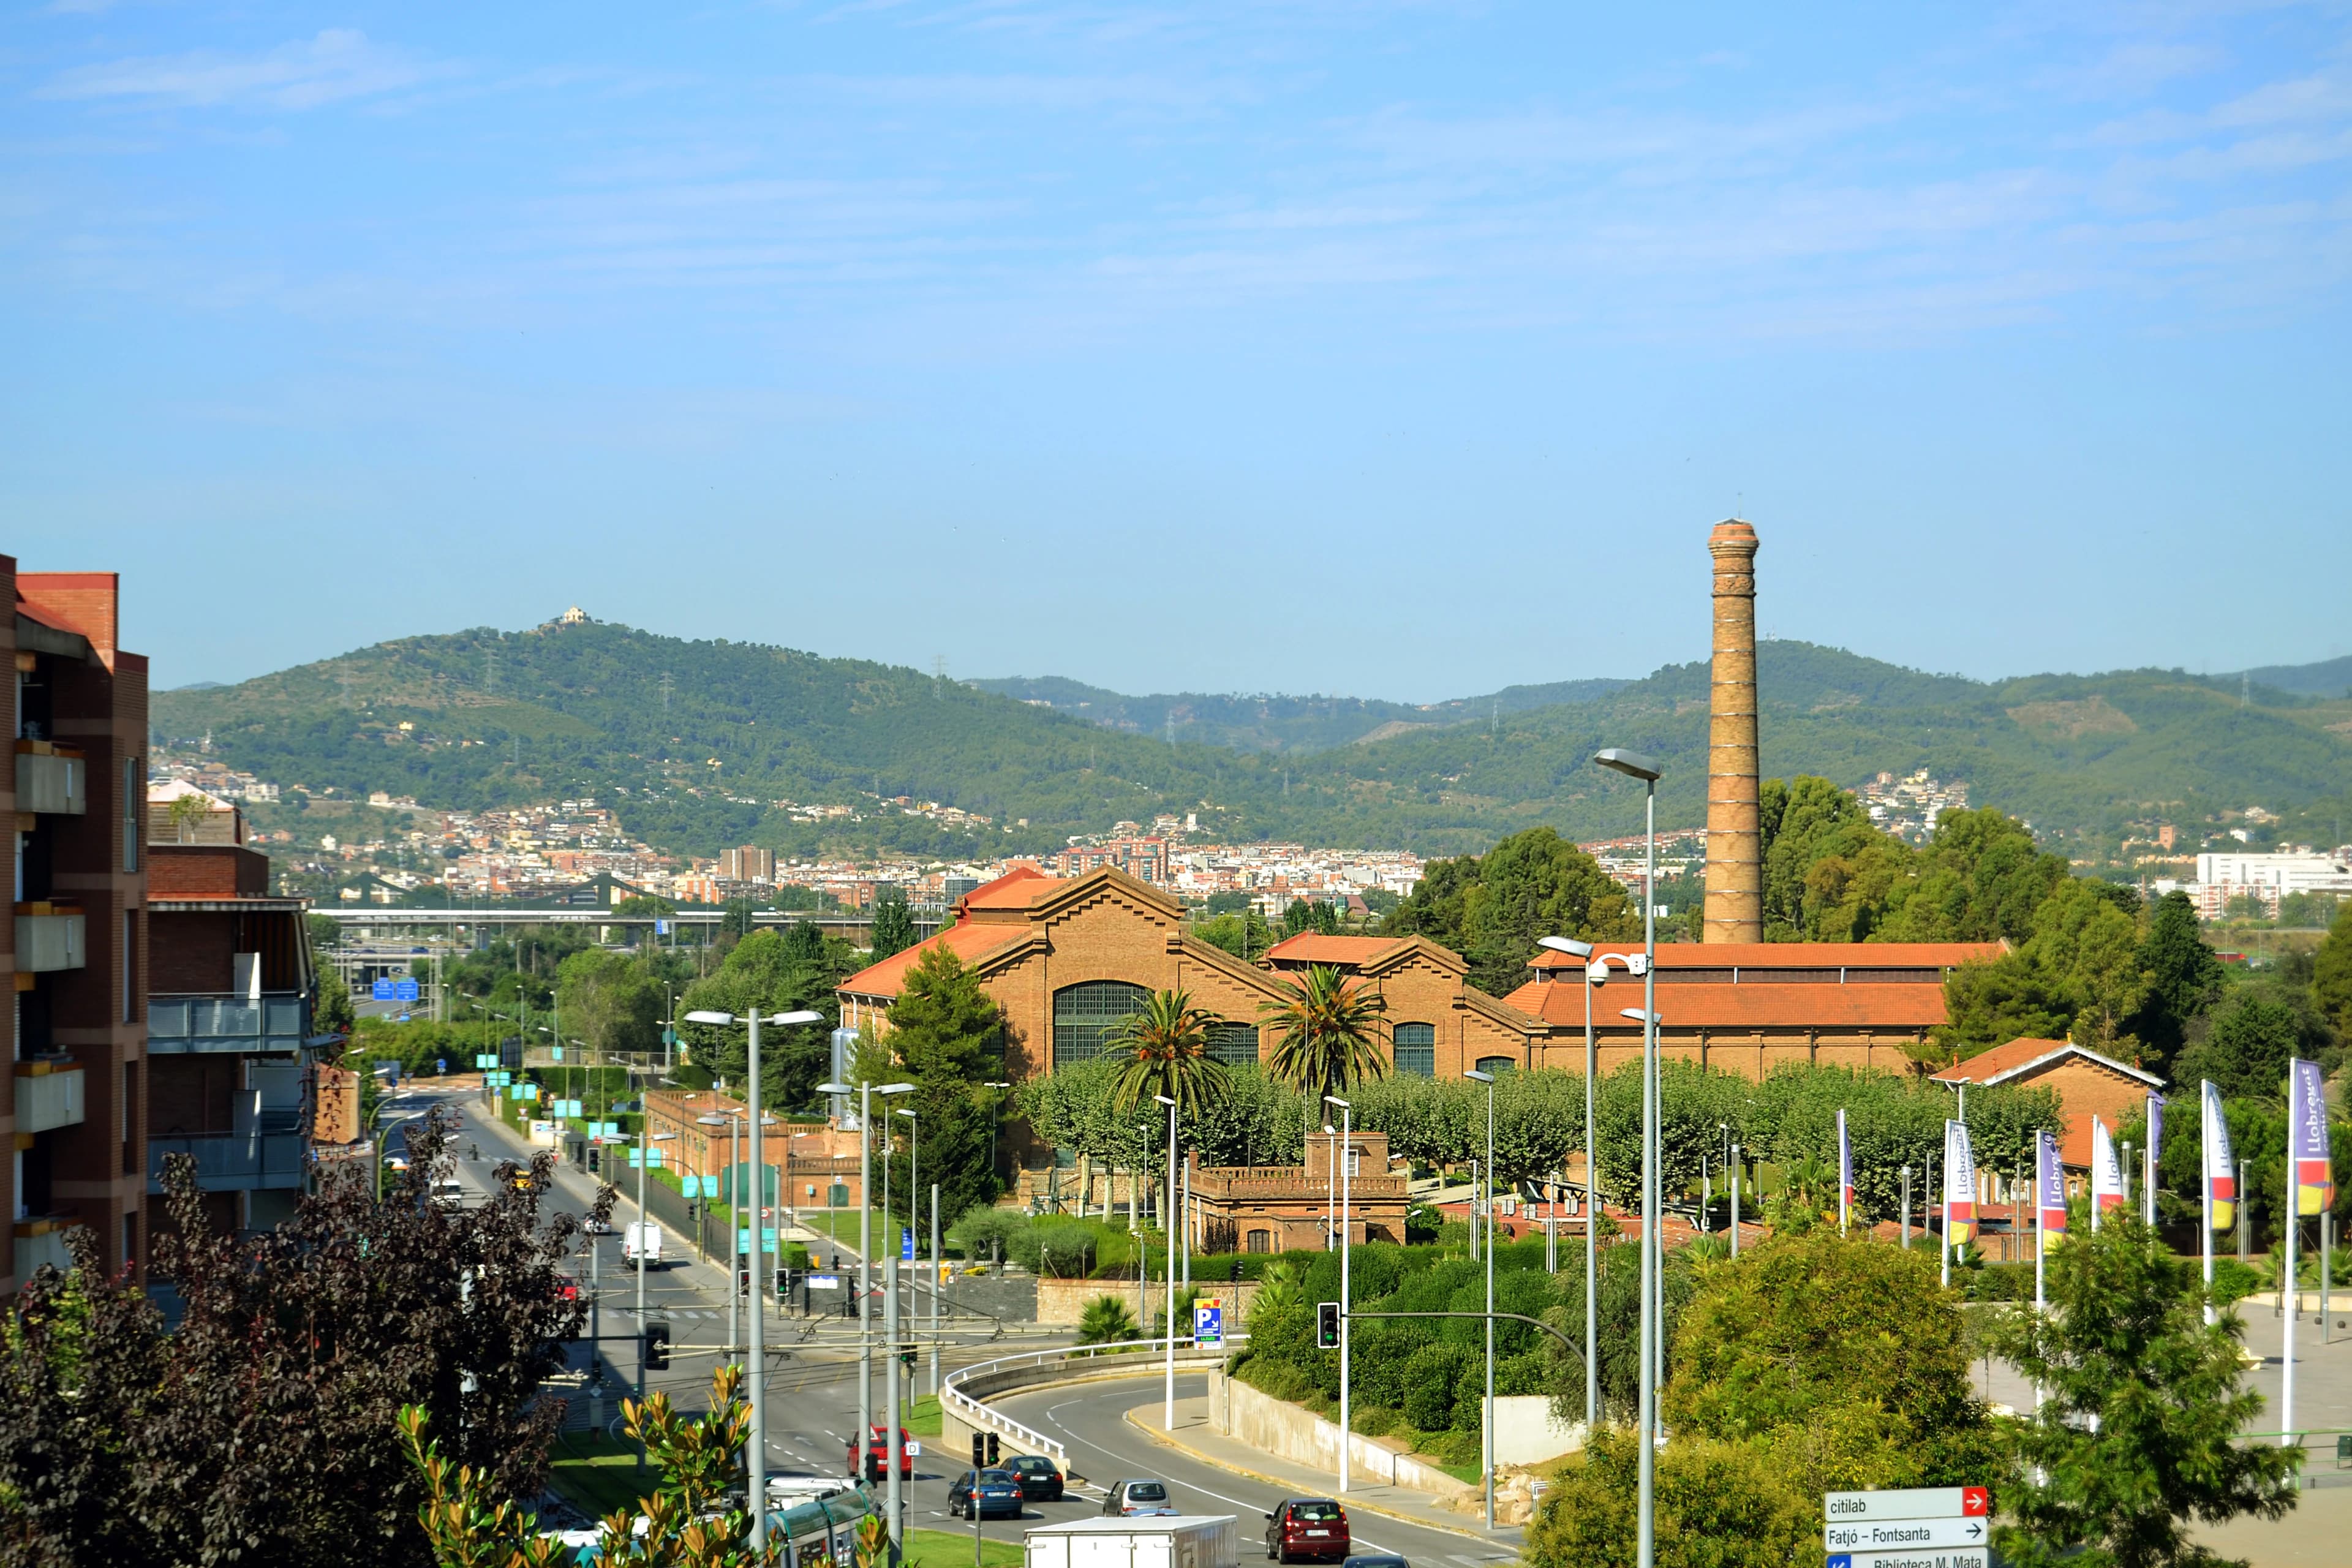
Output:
[941, 1333, 1246, 1475]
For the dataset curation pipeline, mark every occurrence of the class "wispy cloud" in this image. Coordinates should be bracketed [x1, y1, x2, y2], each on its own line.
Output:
[40, 29, 451, 111]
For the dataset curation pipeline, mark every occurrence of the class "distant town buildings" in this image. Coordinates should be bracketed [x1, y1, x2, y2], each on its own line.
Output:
[2170, 850, 2352, 919]
[1860, 769, 1970, 842]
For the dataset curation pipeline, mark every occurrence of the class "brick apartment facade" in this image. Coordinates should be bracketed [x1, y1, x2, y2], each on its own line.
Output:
[7, 562, 148, 1291]
[642, 1088, 865, 1212]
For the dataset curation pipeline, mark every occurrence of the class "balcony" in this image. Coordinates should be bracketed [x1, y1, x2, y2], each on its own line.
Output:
[14, 905, 85, 973]
[14, 1058, 85, 1134]
[148, 1132, 307, 1193]
[14, 742, 85, 815]
[13, 1218, 78, 1280]
[148, 992, 308, 1055]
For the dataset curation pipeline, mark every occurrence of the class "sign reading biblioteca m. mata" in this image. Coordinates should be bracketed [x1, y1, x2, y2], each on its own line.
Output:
[1823, 1486, 1989, 1568]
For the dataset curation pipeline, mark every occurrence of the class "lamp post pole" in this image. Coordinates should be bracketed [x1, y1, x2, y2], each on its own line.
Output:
[1594, 746, 1662, 1568]
[1538, 933, 1602, 1434]
[1466, 1070, 1497, 1530]
[815, 1072, 914, 1513]
[1158, 1094, 1181, 1433]
[1322, 1093, 1354, 1490]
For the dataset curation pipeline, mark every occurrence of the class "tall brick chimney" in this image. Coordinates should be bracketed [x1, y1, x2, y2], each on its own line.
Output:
[1703, 519, 1763, 942]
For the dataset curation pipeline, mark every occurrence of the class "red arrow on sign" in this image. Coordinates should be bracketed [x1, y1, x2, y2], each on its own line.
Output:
[1962, 1487, 1990, 1517]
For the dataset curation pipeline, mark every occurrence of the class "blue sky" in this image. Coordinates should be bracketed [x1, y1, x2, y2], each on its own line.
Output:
[6, 2, 2349, 699]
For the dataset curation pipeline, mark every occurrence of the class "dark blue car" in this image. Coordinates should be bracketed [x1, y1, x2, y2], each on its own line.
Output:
[949, 1469, 1024, 1520]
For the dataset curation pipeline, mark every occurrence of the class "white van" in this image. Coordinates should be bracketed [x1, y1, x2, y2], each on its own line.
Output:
[431, 1177, 466, 1210]
[623, 1222, 665, 1268]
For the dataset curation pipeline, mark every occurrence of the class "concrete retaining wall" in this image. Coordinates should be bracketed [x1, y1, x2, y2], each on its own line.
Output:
[1212, 1373, 1473, 1501]
[942, 1347, 1229, 1480]
[1035, 1277, 1261, 1327]
[1491, 1395, 1586, 1465]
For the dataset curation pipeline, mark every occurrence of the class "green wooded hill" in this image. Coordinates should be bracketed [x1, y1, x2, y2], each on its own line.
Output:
[151, 620, 2352, 861]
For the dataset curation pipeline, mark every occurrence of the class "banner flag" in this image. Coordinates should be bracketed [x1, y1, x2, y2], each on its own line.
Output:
[2092, 1117, 2125, 1225]
[2203, 1080, 2236, 1234]
[2291, 1058, 2333, 1218]
[2145, 1093, 2165, 1227]
[1838, 1109, 1853, 1229]
[1944, 1120, 1978, 1246]
[2037, 1129, 2068, 1242]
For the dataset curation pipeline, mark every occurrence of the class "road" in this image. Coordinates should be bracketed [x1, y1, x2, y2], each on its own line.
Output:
[391, 1082, 1507, 1568]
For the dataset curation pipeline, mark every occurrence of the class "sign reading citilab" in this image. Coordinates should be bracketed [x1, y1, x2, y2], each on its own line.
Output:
[1823, 1485, 1989, 1568]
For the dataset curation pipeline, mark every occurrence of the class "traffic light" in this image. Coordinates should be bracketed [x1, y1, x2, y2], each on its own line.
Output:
[1316, 1301, 1341, 1349]
[586, 1147, 600, 1174]
[644, 1321, 671, 1371]
[985, 1433, 1000, 1466]
[971, 1434, 987, 1468]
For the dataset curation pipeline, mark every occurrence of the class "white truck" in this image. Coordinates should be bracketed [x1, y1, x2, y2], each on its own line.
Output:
[622, 1221, 665, 1268]
[1025, 1517, 1239, 1568]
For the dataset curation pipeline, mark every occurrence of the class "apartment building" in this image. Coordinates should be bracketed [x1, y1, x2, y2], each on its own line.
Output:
[145, 793, 333, 1237]
[7, 562, 147, 1291]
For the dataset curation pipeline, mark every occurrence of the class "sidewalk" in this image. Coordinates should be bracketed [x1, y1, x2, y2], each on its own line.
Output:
[1125, 1394, 1520, 1547]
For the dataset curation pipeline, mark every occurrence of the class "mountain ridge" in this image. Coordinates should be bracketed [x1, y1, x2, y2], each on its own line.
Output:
[149, 620, 2352, 862]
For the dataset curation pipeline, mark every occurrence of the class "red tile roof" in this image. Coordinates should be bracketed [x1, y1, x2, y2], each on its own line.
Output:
[1502, 978, 1950, 1032]
[839, 919, 1022, 999]
[958, 866, 1062, 913]
[1262, 934, 1408, 966]
[1931, 1038, 2162, 1090]
[1526, 941, 2005, 971]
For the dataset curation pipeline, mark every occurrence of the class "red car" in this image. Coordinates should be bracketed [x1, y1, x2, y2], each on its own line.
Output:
[848, 1425, 919, 1482]
[1265, 1499, 1349, 1564]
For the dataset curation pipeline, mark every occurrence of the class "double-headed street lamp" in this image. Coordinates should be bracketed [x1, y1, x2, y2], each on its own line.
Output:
[1463, 1068, 1498, 1531]
[818, 1074, 914, 1548]
[1325, 1094, 1354, 1491]
[684, 1007, 823, 1549]
[1155, 1093, 1182, 1432]
[1592, 745, 1662, 1568]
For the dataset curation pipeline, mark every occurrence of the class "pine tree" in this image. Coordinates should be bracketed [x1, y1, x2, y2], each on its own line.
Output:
[869, 887, 918, 962]
[2132, 890, 2226, 1074]
[1991, 1210, 2297, 1568]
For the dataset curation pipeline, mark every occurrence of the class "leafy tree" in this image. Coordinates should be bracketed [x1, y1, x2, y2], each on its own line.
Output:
[1665, 1229, 1996, 1485]
[1261, 965, 1390, 1109]
[315, 966, 358, 1036]
[0, 1113, 597, 1568]
[1757, 775, 1917, 942]
[1991, 1210, 2298, 1568]
[1192, 908, 1272, 961]
[720, 895, 760, 938]
[2130, 891, 2226, 1074]
[1457, 828, 1638, 994]
[1878, 807, 2070, 944]
[2315, 899, 2352, 1037]
[1017, 1057, 1163, 1176]
[555, 948, 662, 1060]
[1278, 899, 1341, 938]
[615, 895, 677, 918]
[1379, 851, 1482, 951]
[868, 886, 918, 962]
[1524, 1428, 1813, 1568]
[1939, 877, 2154, 1063]
[2175, 995, 2302, 1101]
[401, 1363, 784, 1568]
[879, 946, 1008, 1223]
[1106, 989, 1231, 1121]
[676, 929, 844, 1112]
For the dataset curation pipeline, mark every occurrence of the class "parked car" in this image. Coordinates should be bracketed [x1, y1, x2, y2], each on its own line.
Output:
[1101, 1480, 1179, 1518]
[1002, 1454, 1065, 1501]
[948, 1469, 1024, 1520]
[846, 1427, 919, 1482]
[1265, 1500, 1349, 1564]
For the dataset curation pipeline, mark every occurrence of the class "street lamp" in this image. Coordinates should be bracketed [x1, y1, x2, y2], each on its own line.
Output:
[697, 1109, 745, 1351]
[1538, 932, 1627, 1434]
[1323, 1094, 1354, 1493]
[635, 1126, 679, 1475]
[897, 1106, 937, 1396]
[1593, 744, 1661, 1568]
[1464, 1068, 1498, 1531]
[818, 1074, 915, 1548]
[1156, 1093, 1181, 1433]
[686, 1007, 823, 1549]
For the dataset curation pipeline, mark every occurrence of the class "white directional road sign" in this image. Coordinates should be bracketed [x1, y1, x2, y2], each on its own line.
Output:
[1827, 1515, 1991, 1553]
[1823, 1487, 1989, 1524]
[1825, 1550, 1986, 1568]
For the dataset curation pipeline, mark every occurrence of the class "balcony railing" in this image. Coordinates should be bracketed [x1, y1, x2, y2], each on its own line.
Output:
[13, 1060, 85, 1134]
[148, 992, 308, 1055]
[148, 1132, 306, 1193]
[14, 907, 85, 973]
[12, 1219, 77, 1280]
[14, 744, 85, 815]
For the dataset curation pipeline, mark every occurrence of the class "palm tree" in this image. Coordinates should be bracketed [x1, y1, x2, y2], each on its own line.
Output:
[1106, 989, 1231, 1119]
[1259, 963, 1390, 1107]
[1076, 1295, 1141, 1347]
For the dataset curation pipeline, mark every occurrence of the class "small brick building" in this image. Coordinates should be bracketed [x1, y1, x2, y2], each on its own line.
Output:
[1192, 1128, 1409, 1253]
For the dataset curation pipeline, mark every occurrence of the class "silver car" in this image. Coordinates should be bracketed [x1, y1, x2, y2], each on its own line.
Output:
[1101, 1479, 1178, 1517]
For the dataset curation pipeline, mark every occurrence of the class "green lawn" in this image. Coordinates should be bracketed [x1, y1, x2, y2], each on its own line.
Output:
[546, 1430, 654, 1519]
[794, 1208, 896, 1255]
[902, 1528, 1024, 1568]
[905, 1393, 941, 1438]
